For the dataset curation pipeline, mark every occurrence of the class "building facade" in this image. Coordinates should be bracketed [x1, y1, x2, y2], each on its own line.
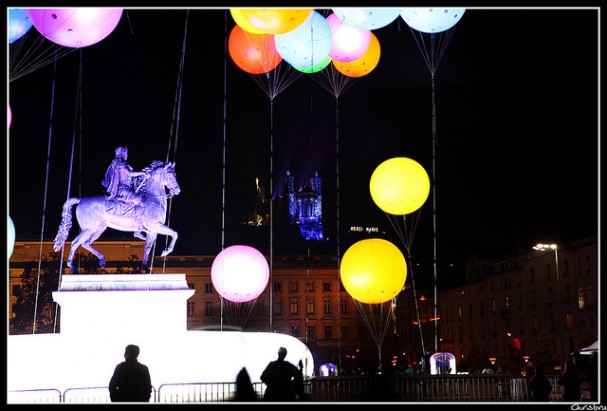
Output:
[9, 236, 597, 375]
[395, 236, 598, 374]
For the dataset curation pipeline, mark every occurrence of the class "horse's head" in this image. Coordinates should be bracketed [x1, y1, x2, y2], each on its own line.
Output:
[143, 161, 180, 197]
[162, 162, 180, 197]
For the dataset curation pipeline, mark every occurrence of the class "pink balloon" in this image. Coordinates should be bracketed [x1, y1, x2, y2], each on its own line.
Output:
[26, 8, 123, 48]
[327, 13, 371, 63]
[8, 105, 11, 128]
[211, 245, 269, 303]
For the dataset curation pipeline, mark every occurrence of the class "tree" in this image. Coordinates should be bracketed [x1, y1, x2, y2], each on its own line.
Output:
[465, 339, 489, 373]
[10, 252, 61, 334]
[532, 327, 560, 373]
[9, 251, 142, 334]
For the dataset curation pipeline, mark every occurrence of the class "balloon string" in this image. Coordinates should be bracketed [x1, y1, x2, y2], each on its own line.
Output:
[384, 212, 426, 356]
[34, 47, 60, 334]
[155, 11, 189, 274]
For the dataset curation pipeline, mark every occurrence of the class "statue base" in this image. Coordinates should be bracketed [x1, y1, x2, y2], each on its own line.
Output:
[52, 274, 194, 337]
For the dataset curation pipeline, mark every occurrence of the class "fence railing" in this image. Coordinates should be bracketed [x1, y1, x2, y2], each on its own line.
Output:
[7, 375, 567, 403]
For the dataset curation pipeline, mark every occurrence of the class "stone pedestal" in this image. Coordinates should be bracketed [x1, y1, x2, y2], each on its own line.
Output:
[52, 274, 194, 338]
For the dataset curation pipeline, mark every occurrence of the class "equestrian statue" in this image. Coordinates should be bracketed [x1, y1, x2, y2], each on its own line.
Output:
[53, 146, 181, 272]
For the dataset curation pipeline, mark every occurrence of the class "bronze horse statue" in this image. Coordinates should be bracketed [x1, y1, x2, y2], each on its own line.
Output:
[53, 160, 180, 272]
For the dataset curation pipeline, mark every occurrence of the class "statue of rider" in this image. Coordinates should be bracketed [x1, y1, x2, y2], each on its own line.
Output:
[102, 146, 149, 239]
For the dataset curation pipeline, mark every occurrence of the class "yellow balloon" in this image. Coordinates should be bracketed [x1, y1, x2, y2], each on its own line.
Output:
[230, 9, 266, 34]
[238, 9, 313, 35]
[370, 157, 430, 215]
[340, 238, 407, 304]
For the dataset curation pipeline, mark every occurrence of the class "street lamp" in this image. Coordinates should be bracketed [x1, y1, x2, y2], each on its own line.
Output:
[532, 243, 566, 368]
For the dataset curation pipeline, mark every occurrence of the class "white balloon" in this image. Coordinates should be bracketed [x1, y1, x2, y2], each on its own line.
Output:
[332, 8, 402, 30]
[400, 8, 466, 33]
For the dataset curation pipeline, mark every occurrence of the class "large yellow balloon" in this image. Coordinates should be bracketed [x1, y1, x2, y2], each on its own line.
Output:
[370, 157, 430, 215]
[230, 9, 265, 34]
[236, 9, 313, 35]
[340, 238, 407, 304]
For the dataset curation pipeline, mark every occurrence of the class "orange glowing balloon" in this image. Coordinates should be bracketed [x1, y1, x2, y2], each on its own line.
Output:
[228, 24, 282, 74]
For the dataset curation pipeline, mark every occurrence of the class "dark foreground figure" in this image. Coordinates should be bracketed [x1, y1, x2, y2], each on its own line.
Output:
[260, 346, 298, 401]
[109, 344, 152, 402]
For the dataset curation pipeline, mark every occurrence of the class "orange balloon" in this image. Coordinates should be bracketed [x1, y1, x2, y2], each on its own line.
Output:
[332, 31, 380, 78]
[228, 24, 282, 74]
[238, 9, 313, 34]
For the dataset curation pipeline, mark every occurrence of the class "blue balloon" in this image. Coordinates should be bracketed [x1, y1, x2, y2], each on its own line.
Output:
[275, 11, 332, 69]
[9, 9, 33, 44]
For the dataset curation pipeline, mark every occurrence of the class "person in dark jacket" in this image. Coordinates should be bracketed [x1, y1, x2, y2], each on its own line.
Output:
[260, 347, 297, 401]
[293, 360, 311, 401]
[529, 366, 552, 401]
[234, 367, 257, 401]
[559, 356, 583, 401]
[109, 344, 152, 402]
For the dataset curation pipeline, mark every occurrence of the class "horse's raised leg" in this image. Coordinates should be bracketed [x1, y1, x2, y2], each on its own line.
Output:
[158, 226, 178, 257]
[144, 223, 178, 258]
[142, 233, 158, 268]
[80, 225, 108, 269]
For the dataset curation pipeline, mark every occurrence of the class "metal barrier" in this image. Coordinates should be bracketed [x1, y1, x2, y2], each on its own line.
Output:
[6, 375, 569, 403]
[6, 388, 62, 403]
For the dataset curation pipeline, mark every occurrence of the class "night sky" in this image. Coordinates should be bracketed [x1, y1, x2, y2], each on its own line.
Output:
[7, 7, 599, 289]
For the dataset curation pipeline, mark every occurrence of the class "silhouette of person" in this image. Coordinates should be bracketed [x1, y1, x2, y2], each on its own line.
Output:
[559, 355, 583, 401]
[293, 360, 311, 401]
[234, 367, 257, 401]
[260, 346, 297, 401]
[529, 366, 552, 401]
[581, 352, 598, 401]
[109, 344, 152, 402]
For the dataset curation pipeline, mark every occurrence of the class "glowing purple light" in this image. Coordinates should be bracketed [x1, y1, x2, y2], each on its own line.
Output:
[26, 8, 123, 48]
[326, 13, 371, 63]
[211, 245, 269, 303]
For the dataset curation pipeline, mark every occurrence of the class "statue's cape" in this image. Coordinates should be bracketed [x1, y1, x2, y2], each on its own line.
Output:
[102, 160, 120, 198]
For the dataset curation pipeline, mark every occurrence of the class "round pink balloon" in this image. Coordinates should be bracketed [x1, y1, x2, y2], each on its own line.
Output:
[326, 13, 371, 63]
[211, 245, 269, 303]
[26, 8, 123, 48]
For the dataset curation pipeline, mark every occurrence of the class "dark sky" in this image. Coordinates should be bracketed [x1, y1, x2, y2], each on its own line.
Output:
[7, 7, 599, 288]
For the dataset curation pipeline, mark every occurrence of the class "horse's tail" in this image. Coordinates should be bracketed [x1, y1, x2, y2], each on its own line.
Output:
[53, 198, 80, 252]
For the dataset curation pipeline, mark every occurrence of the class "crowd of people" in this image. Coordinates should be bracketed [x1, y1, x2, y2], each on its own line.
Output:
[107, 343, 598, 403]
[527, 351, 598, 402]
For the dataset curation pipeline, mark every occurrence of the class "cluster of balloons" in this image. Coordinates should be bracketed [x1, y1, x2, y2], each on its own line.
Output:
[8, 8, 123, 48]
[340, 156, 429, 306]
[228, 8, 465, 78]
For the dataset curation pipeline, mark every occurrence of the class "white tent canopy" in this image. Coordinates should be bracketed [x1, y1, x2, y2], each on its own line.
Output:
[579, 340, 598, 355]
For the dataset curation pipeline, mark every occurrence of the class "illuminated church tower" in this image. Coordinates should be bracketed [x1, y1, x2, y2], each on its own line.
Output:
[284, 170, 323, 241]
